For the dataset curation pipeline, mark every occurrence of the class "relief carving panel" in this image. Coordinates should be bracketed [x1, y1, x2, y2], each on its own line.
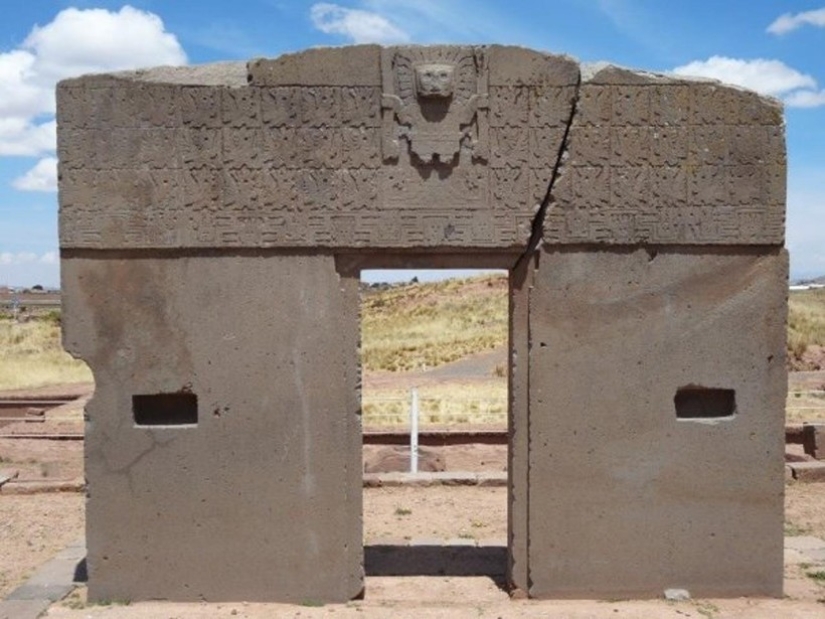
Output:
[57, 47, 782, 250]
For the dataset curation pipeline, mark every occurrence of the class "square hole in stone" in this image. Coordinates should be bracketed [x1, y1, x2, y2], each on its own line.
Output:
[133, 393, 198, 426]
[674, 386, 736, 420]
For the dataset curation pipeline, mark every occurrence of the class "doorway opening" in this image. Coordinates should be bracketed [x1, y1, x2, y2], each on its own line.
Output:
[358, 267, 510, 587]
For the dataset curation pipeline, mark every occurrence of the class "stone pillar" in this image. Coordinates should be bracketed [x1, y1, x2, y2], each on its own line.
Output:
[62, 254, 362, 602]
[525, 248, 787, 597]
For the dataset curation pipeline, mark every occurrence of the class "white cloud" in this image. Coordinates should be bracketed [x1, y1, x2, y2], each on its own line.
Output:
[310, 3, 409, 43]
[0, 251, 60, 287]
[0, 5, 186, 161]
[672, 56, 825, 108]
[39, 251, 58, 265]
[767, 8, 825, 35]
[784, 89, 825, 108]
[12, 157, 58, 193]
[0, 50, 52, 117]
[22, 6, 186, 88]
[0, 119, 56, 157]
[672, 56, 814, 97]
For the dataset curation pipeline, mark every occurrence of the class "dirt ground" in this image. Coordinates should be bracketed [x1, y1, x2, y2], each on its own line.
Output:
[0, 494, 84, 599]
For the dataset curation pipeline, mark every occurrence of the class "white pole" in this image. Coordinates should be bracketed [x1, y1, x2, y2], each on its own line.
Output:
[410, 387, 419, 473]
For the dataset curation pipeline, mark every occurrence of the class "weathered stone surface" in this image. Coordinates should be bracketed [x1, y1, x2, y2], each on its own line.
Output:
[62, 254, 362, 603]
[545, 66, 786, 245]
[526, 248, 787, 598]
[57, 44, 788, 604]
[803, 423, 825, 459]
[57, 46, 578, 250]
[248, 45, 381, 86]
[58, 50, 784, 251]
[790, 461, 825, 482]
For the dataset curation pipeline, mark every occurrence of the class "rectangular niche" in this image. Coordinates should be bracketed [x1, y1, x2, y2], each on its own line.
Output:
[674, 386, 736, 420]
[133, 393, 198, 426]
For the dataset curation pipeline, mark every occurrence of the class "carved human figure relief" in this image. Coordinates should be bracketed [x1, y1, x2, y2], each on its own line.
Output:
[381, 47, 489, 165]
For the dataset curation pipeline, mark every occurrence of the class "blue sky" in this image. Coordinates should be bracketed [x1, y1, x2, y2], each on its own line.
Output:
[1, 1, 823, 287]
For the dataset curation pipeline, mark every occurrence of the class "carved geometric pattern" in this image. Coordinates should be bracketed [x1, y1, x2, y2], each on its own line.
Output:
[57, 49, 784, 250]
[545, 77, 785, 245]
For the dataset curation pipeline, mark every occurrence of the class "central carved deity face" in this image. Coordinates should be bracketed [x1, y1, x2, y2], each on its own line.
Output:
[414, 63, 455, 99]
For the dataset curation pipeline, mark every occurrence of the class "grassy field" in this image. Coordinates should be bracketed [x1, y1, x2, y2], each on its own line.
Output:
[0, 316, 92, 391]
[788, 287, 825, 370]
[361, 274, 508, 373]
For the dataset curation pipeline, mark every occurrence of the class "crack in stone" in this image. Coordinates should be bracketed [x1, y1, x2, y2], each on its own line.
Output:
[513, 73, 582, 272]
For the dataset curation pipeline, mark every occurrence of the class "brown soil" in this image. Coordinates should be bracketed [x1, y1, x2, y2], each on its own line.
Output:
[786, 482, 825, 539]
[0, 438, 83, 481]
[789, 369, 825, 392]
[363, 443, 507, 473]
[364, 485, 507, 542]
[789, 345, 825, 372]
[0, 494, 84, 599]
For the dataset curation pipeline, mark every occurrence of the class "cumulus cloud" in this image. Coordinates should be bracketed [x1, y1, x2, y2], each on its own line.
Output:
[767, 8, 825, 35]
[1, 5, 186, 190]
[672, 56, 825, 108]
[22, 6, 186, 88]
[12, 157, 58, 192]
[310, 3, 409, 43]
[0, 50, 52, 117]
[0, 119, 56, 157]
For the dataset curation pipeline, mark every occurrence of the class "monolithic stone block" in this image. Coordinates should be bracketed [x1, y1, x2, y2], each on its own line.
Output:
[56, 44, 788, 604]
[248, 45, 381, 86]
[803, 423, 825, 460]
[57, 46, 580, 251]
[526, 247, 787, 598]
[62, 254, 362, 603]
[545, 65, 786, 246]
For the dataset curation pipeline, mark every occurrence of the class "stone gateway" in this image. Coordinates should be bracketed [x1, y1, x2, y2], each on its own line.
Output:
[57, 45, 787, 602]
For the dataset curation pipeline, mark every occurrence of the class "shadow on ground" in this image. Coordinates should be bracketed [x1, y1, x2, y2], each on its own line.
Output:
[364, 544, 508, 589]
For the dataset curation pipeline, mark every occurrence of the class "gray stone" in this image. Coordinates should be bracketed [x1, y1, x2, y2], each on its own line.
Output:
[0, 468, 18, 487]
[62, 255, 362, 603]
[664, 588, 691, 601]
[790, 461, 825, 482]
[526, 248, 787, 598]
[0, 600, 51, 619]
[248, 45, 381, 86]
[57, 44, 787, 603]
[545, 66, 785, 246]
[803, 423, 825, 459]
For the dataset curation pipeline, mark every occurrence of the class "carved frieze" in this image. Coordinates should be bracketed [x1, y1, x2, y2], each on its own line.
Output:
[57, 47, 783, 250]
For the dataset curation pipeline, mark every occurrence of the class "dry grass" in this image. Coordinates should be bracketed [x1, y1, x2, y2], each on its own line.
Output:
[0, 318, 92, 391]
[785, 482, 825, 540]
[361, 273, 507, 372]
[363, 381, 507, 427]
[786, 389, 825, 424]
[788, 288, 825, 369]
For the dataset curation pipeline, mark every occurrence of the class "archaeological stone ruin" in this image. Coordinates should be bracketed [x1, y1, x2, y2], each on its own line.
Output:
[57, 45, 788, 602]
